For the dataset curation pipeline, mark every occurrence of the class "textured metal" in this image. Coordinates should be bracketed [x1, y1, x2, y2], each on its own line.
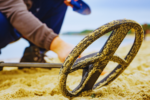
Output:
[0, 62, 62, 68]
[59, 19, 144, 97]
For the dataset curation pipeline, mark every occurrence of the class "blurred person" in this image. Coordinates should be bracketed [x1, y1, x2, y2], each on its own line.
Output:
[0, 0, 91, 66]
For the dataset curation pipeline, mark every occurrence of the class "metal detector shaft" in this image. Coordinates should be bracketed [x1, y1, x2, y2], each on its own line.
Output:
[0, 52, 97, 69]
[0, 62, 62, 68]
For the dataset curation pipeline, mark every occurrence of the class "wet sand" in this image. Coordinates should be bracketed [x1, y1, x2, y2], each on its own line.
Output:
[1, 40, 150, 100]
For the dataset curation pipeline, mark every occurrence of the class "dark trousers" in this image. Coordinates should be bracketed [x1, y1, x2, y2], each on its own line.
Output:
[0, 0, 67, 53]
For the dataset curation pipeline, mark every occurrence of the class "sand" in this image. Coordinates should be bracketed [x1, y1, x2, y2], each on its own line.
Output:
[1, 40, 150, 100]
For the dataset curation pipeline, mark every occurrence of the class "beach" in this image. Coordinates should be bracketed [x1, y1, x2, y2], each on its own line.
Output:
[1, 38, 150, 100]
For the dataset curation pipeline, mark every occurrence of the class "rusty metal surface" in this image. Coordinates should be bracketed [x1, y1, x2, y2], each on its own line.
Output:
[59, 19, 144, 97]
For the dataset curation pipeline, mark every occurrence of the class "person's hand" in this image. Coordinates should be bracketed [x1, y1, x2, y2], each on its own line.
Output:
[50, 37, 77, 62]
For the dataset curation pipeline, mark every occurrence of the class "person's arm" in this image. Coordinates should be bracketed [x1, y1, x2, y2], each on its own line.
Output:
[0, 0, 75, 62]
[0, 0, 57, 50]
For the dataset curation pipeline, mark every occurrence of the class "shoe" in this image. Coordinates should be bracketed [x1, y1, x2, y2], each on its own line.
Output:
[0, 50, 3, 71]
[19, 46, 46, 69]
[0, 67, 3, 71]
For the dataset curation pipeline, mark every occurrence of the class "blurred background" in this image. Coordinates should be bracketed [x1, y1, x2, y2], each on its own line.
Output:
[62, 0, 150, 33]
[0, 0, 150, 62]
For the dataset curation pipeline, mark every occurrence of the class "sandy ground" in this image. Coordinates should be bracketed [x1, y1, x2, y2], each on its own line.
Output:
[1, 39, 150, 100]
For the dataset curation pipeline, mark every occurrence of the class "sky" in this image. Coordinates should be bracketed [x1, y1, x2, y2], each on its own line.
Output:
[60, 0, 150, 34]
[0, 0, 150, 60]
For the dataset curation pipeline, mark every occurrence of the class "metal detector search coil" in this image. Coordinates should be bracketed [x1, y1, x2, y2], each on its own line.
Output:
[59, 19, 144, 97]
